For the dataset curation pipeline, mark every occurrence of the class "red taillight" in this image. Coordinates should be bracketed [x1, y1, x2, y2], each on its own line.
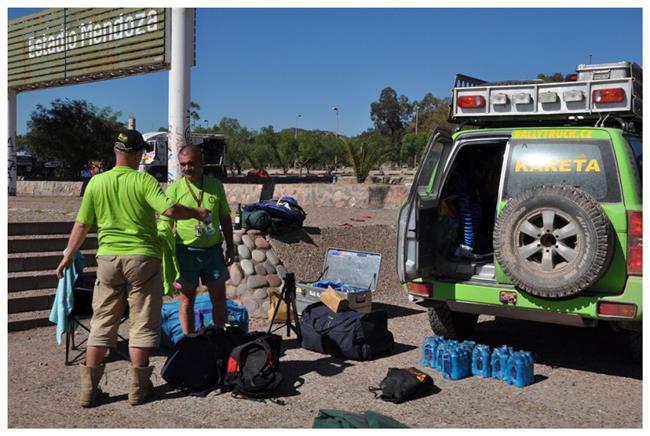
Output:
[597, 302, 637, 318]
[592, 88, 625, 104]
[457, 95, 486, 109]
[627, 211, 642, 275]
[407, 282, 432, 297]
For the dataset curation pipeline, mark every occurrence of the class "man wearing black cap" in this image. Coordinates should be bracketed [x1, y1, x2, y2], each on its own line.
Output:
[55, 129, 211, 408]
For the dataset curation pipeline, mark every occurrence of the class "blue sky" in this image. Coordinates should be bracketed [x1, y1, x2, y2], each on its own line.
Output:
[8, 8, 643, 136]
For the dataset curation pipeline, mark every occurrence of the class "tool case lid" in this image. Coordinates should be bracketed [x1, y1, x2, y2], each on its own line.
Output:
[319, 248, 382, 291]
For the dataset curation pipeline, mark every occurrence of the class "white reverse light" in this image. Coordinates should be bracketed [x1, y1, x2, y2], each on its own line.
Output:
[512, 93, 532, 104]
[563, 89, 585, 102]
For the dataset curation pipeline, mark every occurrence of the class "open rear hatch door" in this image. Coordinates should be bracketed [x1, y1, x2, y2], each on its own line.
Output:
[397, 128, 453, 284]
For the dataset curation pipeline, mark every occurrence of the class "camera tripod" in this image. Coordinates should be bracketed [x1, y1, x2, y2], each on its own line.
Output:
[267, 272, 302, 340]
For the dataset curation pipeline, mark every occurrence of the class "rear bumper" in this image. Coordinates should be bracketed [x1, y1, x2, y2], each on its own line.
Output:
[405, 275, 642, 326]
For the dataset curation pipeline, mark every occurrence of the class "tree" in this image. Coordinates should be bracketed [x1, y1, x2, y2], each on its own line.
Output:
[27, 99, 124, 179]
[370, 87, 412, 160]
[214, 117, 252, 175]
[344, 129, 390, 183]
[537, 72, 565, 82]
[295, 131, 322, 175]
[410, 93, 455, 135]
[189, 101, 201, 130]
[276, 130, 299, 174]
[400, 132, 429, 167]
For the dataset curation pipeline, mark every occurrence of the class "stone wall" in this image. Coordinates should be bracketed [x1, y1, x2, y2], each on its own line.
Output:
[225, 229, 286, 319]
[17, 181, 409, 209]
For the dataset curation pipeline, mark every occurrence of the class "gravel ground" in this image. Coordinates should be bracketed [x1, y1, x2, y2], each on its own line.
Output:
[7, 196, 642, 428]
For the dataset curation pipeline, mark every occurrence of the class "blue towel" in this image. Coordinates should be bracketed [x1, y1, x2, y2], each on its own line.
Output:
[49, 251, 85, 344]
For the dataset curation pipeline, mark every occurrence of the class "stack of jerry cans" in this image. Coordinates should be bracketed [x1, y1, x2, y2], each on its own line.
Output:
[419, 336, 535, 387]
[490, 345, 514, 382]
[440, 344, 471, 380]
[421, 336, 446, 367]
[471, 344, 492, 378]
[506, 351, 535, 388]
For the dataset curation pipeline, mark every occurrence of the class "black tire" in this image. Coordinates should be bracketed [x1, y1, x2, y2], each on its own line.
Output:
[427, 305, 478, 339]
[494, 184, 613, 299]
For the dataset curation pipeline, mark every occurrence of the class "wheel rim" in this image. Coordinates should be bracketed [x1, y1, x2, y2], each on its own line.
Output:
[515, 208, 581, 272]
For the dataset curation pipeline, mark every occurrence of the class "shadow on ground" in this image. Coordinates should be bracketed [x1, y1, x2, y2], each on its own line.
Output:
[372, 302, 425, 319]
[472, 317, 641, 380]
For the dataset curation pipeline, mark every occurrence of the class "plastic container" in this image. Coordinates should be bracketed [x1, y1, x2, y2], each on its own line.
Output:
[433, 339, 457, 370]
[460, 340, 476, 353]
[440, 345, 471, 380]
[422, 336, 446, 368]
[507, 351, 535, 388]
[490, 345, 513, 381]
[471, 344, 492, 378]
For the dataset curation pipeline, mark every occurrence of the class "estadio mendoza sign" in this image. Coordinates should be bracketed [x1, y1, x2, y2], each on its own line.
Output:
[9, 8, 171, 91]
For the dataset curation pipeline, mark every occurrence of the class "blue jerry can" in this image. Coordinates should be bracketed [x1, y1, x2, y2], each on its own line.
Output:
[440, 345, 471, 380]
[471, 344, 492, 378]
[490, 345, 513, 381]
[507, 351, 535, 387]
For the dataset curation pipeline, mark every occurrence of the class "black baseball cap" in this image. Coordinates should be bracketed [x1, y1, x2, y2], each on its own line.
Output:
[114, 129, 148, 152]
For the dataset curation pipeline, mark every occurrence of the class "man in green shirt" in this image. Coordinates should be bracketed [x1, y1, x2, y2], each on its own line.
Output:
[162, 144, 235, 335]
[55, 130, 210, 408]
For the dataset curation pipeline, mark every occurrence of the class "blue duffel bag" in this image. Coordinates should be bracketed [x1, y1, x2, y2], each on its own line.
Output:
[161, 294, 249, 347]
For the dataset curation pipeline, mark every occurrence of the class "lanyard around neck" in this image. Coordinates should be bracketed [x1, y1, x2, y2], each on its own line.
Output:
[184, 176, 204, 208]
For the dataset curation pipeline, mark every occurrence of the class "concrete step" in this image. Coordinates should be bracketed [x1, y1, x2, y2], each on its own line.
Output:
[8, 234, 98, 254]
[8, 309, 53, 332]
[8, 250, 97, 273]
[8, 267, 97, 293]
[9, 289, 56, 314]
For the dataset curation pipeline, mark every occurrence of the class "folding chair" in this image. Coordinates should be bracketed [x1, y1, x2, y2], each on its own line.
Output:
[65, 272, 130, 365]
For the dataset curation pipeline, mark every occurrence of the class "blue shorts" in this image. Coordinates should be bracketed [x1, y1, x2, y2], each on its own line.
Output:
[175, 244, 229, 291]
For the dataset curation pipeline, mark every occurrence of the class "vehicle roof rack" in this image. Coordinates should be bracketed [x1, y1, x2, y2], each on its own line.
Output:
[448, 61, 642, 133]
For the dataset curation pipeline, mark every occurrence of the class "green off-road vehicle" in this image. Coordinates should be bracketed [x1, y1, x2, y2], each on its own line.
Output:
[397, 61, 642, 360]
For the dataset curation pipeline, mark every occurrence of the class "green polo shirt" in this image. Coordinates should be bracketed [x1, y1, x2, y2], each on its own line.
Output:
[76, 166, 175, 258]
[162, 175, 230, 248]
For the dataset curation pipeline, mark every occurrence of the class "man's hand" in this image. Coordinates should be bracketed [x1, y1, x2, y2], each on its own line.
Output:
[55, 253, 75, 279]
[225, 245, 236, 266]
[196, 207, 211, 221]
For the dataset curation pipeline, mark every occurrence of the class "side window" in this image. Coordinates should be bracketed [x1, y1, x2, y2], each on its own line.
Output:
[625, 136, 643, 183]
[414, 141, 444, 196]
[503, 140, 620, 202]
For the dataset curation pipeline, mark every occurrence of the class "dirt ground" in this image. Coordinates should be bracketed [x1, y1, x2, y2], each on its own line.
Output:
[6, 196, 643, 428]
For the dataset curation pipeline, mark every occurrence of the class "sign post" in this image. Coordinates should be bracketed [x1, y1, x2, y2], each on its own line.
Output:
[8, 89, 17, 196]
[167, 8, 194, 184]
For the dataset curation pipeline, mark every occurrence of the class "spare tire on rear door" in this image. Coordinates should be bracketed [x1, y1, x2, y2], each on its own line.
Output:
[494, 184, 613, 299]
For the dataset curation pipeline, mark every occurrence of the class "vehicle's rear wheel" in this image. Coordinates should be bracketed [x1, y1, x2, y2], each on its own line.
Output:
[427, 305, 478, 339]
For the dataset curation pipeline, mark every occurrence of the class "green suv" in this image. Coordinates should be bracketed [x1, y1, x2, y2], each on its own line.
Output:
[397, 62, 642, 360]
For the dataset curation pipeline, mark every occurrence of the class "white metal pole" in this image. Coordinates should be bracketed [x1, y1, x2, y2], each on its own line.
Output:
[167, 8, 194, 184]
[8, 89, 17, 196]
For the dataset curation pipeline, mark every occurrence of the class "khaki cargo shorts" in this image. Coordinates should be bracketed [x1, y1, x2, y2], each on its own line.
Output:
[88, 256, 163, 348]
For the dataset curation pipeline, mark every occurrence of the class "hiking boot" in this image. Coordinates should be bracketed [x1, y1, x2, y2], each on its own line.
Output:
[128, 365, 155, 406]
[79, 363, 105, 408]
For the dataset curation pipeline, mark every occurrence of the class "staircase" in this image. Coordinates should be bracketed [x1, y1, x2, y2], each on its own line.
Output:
[8, 222, 97, 332]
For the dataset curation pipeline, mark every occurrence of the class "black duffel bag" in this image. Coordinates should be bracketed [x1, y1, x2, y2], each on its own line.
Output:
[161, 326, 252, 395]
[300, 302, 394, 360]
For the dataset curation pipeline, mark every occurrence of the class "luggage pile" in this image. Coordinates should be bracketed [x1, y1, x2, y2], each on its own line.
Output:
[242, 196, 307, 235]
[421, 336, 535, 387]
[161, 326, 284, 401]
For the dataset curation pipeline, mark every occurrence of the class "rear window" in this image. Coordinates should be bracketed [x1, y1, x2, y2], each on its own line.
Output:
[504, 139, 621, 202]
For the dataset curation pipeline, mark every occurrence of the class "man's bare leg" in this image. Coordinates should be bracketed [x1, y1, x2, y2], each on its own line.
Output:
[178, 290, 196, 335]
[207, 278, 227, 328]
